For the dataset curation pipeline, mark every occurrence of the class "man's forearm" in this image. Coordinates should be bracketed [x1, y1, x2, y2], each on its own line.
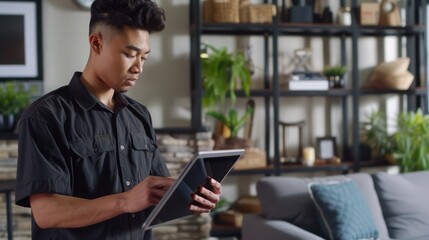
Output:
[30, 193, 128, 229]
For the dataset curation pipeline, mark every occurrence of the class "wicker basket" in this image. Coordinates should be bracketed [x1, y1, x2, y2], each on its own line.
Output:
[202, 0, 214, 23]
[213, 0, 240, 23]
[240, 4, 274, 23]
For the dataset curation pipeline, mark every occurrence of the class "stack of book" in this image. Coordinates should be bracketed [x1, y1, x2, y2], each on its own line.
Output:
[285, 71, 329, 91]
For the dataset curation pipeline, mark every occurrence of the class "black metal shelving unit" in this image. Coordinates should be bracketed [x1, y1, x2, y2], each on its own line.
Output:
[189, 0, 428, 176]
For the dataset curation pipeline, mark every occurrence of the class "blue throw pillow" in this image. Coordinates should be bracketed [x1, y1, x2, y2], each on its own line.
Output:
[308, 179, 378, 240]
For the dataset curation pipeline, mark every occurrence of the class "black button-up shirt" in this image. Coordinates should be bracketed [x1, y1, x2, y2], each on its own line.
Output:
[15, 72, 170, 240]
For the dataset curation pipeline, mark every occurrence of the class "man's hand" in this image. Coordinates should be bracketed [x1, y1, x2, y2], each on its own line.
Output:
[121, 176, 175, 213]
[189, 177, 222, 213]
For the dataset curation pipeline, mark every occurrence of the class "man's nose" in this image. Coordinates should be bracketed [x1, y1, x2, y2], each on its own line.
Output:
[131, 60, 143, 73]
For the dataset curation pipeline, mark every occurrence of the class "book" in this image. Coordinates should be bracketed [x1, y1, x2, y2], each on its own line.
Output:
[287, 80, 329, 90]
[285, 72, 329, 90]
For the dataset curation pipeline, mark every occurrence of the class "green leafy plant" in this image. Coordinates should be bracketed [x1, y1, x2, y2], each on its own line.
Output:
[361, 111, 393, 157]
[361, 109, 429, 173]
[393, 110, 429, 172]
[207, 107, 254, 138]
[201, 43, 253, 138]
[323, 65, 347, 76]
[0, 81, 30, 115]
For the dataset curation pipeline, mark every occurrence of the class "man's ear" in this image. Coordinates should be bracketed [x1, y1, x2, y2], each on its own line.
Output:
[89, 33, 102, 54]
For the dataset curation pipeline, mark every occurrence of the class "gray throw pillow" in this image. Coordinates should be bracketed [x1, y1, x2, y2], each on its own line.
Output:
[372, 172, 429, 239]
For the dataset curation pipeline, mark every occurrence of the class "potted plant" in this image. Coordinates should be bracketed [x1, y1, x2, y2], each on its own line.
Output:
[201, 43, 253, 147]
[360, 111, 394, 158]
[393, 110, 429, 172]
[0, 81, 30, 132]
[361, 109, 429, 173]
[323, 65, 347, 88]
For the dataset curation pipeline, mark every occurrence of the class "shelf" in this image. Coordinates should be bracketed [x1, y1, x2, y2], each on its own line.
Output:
[280, 88, 351, 97]
[200, 23, 272, 35]
[235, 89, 272, 97]
[278, 23, 351, 36]
[357, 25, 426, 36]
[231, 165, 275, 176]
[360, 88, 414, 95]
[357, 159, 393, 168]
[279, 162, 350, 174]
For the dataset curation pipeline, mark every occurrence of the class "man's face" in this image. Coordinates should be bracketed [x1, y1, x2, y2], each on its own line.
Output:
[95, 26, 150, 93]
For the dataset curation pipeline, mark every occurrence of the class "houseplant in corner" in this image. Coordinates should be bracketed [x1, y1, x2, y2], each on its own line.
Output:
[201, 43, 253, 148]
[0, 81, 30, 132]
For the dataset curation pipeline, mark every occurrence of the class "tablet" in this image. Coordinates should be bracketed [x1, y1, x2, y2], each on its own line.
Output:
[142, 149, 245, 231]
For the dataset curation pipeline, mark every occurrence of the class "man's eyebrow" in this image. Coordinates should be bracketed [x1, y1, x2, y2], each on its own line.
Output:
[125, 45, 151, 54]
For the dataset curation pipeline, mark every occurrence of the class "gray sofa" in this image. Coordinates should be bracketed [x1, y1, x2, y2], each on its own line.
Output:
[242, 171, 429, 240]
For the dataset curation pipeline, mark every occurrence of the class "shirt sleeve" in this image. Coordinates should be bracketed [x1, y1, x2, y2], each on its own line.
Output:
[15, 117, 72, 207]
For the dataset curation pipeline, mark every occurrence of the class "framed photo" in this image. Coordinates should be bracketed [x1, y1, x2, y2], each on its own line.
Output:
[316, 137, 337, 160]
[0, 0, 43, 80]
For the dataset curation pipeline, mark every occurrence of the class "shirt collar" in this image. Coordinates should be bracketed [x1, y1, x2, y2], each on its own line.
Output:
[68, 72, 129, 111]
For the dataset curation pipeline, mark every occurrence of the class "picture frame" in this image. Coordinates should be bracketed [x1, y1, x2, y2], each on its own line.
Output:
[0, 0, 43, 81]
[316, 137, 336, 160]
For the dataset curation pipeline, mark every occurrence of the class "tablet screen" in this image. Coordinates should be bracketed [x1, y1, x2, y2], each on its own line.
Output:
[142, 149, 244, 230]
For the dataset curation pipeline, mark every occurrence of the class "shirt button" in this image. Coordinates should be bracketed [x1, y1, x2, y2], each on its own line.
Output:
[120, 145, 125, 150]
[125, 180, 131, 186]
[131, 213, 136, 218]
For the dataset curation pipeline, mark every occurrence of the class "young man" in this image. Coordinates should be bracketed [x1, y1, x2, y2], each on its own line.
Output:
[15, 0, 221, 239]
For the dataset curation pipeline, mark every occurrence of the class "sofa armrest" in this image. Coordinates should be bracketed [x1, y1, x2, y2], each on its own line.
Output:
[242, 214, 325, 240]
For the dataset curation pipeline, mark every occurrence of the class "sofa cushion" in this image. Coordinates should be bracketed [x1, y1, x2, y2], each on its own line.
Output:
[256, 173, 389, 239]
[308, 179, 379, 240]
[372, 171, 429, 239]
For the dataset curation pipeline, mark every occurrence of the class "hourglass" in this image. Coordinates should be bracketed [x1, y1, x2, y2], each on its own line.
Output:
[293, 48, 312, 72]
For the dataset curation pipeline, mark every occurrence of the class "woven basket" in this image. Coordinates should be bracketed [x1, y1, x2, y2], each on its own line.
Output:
[202, 0, 214, 23]
[240, 4, 274, 23]
[213, 0, 240, 23]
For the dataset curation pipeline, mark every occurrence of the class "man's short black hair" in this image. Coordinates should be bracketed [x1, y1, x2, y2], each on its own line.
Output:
[89, 0, 166, 34]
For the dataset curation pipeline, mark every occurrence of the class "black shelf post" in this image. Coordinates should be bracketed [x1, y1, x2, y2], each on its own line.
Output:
[423, 0, 429, 114]
[351, 0, 360, 172]
[263, 32, 272, 168]
[272, 0, 281, 176]
[190, 0, 203, 130]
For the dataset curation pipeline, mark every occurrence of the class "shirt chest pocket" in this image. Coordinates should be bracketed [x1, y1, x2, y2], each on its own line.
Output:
[68, 135, 116, 194]
[130, 133, 157, 178]
[69, 135, 114, 159]
[130, 133, 156, 152]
